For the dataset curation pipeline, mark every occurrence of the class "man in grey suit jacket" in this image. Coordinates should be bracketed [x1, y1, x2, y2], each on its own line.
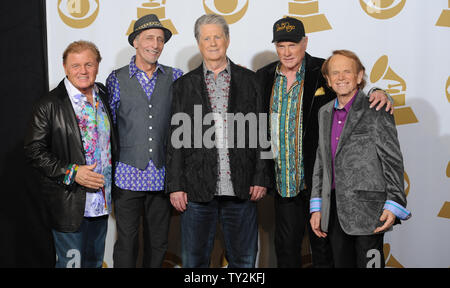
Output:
[310, 50, 411, 268]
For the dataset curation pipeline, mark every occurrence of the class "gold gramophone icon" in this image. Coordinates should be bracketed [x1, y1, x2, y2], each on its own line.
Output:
[383, 243, 404, 268]
[436, 0, 450, 27]
[437, 161, 450, 219]
[126, 0, 178, 37]
[285, 0, 331, 33]
[370, 55, 418, 126]
[446, 76, 450, 103]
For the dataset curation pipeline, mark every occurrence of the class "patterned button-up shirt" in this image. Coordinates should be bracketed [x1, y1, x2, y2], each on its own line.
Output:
[203, 60, 235, 196]
[65, 78, 112, 217]
[270, 60, 306, 198]
[106, 56, 183, 191]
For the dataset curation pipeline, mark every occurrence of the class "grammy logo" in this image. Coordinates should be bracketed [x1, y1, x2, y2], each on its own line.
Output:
[202, 0, 249, 24]
[370, 55, 418, 126]
[57, 0, 99, 28]
[438, 201, 450, 219]
[437, 162, 450, 219]
[436, 0, 450, 27]
[359, 0, 406, 20]
[404, 172, 410, 197]
[446, 77, 450, 103]
[284, 0, 332, 33]
[127, 0, 178, 37]
[383, 243, 404, 268]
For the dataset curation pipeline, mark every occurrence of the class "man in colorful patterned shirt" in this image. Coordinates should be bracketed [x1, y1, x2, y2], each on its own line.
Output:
[106, 14, 182, 268]
[24, 41, 116, 268]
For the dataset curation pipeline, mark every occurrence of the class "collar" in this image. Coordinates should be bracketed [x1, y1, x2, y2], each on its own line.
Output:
[129, 55, 165, 78]
[203, 57, 231, 78]
[334, 90, 358, 111]
[275, 58, 305, 80]
[64, 77, 98, 106]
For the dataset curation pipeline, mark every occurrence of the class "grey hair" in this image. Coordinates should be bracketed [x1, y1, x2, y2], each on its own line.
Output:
[194, 14, 229, 42]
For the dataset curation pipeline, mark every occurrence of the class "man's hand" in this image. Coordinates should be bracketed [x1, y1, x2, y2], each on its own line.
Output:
[310, 212, 327, 238]
[170, 191, 188, 212]
[249, 185, 267, 201]
[369, 89, 394, 114]
[74, 162, 105, 190]
[374, 209, 396, 234]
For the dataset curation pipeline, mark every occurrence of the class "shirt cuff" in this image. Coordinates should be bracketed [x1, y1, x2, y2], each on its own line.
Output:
[384, 200, 412, 220]
[310, 198, 322, 213]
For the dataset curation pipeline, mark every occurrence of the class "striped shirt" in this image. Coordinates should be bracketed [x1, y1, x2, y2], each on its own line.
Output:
[270, 60, 306, 198]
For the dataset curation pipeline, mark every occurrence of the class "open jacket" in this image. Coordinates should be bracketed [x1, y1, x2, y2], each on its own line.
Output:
[311, 90, 407, 235]
[24, 79, 117, 232]
[165, 60, 272, 202]
[255, 53, 336, 195]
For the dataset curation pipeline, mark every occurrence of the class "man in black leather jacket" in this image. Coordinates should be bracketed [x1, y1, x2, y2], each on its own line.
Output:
[24, 40, 117, 268]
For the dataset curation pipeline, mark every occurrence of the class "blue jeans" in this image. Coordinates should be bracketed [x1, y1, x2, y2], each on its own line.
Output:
[52, 216, 108, 268]
[181, 196, 258, 268]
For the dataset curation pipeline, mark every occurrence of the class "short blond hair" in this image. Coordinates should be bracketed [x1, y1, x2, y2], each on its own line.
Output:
[322, 49, 366, 89]
[62, 40, 102, 64]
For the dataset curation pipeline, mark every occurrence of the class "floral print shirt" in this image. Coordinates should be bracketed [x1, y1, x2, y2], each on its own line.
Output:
[64, 78, 112, 217]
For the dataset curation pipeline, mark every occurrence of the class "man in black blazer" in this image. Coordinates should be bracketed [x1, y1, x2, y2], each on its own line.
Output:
[256, 17, 393, 268]
[24, 41, 116, 268]
[166, 14, 271, 268]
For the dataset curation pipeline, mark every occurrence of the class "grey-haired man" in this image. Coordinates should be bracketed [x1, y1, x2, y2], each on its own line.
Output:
[106, 14, 183, 268]
[256, 17, 393, 268]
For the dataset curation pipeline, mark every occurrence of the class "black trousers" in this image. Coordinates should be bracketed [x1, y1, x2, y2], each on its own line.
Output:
[274, 191, 334, 268]
[112, 187, 171, 268]
[328, 190, 385, 268]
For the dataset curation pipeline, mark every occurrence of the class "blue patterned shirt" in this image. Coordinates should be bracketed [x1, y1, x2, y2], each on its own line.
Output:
[106, 56, 183, 191]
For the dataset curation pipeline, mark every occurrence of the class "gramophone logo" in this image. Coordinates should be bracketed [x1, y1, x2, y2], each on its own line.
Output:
[383, 243, 404, 268]
[437, 162, 450, 219]
[446, 76, 450, 103]
[284, 0, 332, 33]
[202, 0, 249, 24]
[370, 55, 418, 126]
[436, 0, 450, 27]
[360, 0, 406, 20]
[57, 0, 99, 28]
[383, 171, 410, 268]
[127, 0, 178, 37]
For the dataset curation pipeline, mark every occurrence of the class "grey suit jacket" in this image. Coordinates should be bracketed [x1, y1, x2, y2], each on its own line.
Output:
[311, 90, 406, 235]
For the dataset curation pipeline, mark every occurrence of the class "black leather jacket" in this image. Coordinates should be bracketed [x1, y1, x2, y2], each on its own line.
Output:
[24, 80, 117, 232]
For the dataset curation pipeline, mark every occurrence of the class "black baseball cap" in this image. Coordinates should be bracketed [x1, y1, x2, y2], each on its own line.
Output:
[272, 17, 305, 43]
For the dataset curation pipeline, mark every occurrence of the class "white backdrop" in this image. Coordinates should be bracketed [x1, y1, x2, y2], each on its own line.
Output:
[46, 0, 450, 268]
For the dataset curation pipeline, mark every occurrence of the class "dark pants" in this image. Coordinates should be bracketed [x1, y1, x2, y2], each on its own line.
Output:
[113, 187, 171, 268]
[181, 196, 258, 268]
[328, 191, 385, 268]
[274, 192, 333, 268]
[52, 215, 108, 268]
